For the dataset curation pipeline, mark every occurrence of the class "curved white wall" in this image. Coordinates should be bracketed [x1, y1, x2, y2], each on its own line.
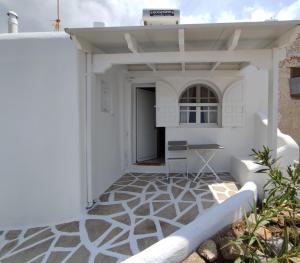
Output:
[0, 33, 83, 228]
[255, 112, 299, 166]
[232, 112, 299, 199]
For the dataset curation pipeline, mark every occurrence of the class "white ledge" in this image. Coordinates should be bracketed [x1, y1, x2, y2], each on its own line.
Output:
[93, 49, 272, 73]
[0, 32, 68, 40]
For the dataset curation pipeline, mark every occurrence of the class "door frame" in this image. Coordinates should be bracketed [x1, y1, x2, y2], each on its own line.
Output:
[131, 83, 156, 164]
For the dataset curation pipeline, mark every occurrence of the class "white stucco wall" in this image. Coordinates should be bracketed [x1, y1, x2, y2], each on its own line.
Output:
[0, 33, 83, 228]
[90, 67, 124, 199]
[0, 31, 279, 228]
[122, 67, 268, 173]
[167, 66, 268, 173]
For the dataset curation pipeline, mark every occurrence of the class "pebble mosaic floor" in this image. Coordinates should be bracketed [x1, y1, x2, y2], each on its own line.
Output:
[0, 173, 239, 263]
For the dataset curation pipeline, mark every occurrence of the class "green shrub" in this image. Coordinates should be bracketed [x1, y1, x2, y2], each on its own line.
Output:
[230, 146, 300, 263]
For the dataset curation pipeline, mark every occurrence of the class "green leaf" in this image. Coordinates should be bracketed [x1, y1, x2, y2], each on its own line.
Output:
[256, 168, 270, 174]
[231, 146, 300, 263]
[279, 227, 289, 257]
[249, 236, 257, 246]
[234, 257, 243, 263]
[289, 257, 300, 263]
[266, 259, 279, 263]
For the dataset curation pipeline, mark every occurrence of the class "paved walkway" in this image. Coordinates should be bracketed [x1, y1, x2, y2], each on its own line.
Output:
[0, 173, 239, 263]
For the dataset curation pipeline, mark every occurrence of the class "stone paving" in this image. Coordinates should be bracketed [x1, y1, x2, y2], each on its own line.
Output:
[0, 173, 239, 263]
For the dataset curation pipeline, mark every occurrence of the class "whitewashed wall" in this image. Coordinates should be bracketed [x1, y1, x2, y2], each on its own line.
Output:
[0, 33, 83, 228]
[123, 67, 268, 173]
[90, 67, 124, 199]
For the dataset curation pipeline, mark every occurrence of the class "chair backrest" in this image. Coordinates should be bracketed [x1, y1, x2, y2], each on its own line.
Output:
[168, 140, 188, 151]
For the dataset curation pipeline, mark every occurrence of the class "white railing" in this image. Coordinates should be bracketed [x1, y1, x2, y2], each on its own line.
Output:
[255, 112, 299, 167]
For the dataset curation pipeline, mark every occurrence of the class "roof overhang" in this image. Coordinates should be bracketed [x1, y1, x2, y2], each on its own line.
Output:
[65, 20, 300, 72]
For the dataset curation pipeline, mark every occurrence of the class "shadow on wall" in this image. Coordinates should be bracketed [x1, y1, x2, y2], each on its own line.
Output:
[231, 112, 299, 200]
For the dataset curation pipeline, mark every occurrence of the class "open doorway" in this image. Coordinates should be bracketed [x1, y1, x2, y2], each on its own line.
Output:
[135, 87, 165, 165]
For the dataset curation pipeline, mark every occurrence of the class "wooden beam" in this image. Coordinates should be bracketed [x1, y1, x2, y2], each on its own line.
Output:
[93, 49, 272, 73]
[70, 34, 101, 53]
[178, 29, 185, 72]
[211, 28, 242, 71]
[147, 64, 156, 71]
[274, 25, 300, 48]
[178, 29, 185, 52]
[211, 62, 220, 71]
[128, 70, 244, 78]
[124, 33, 139, 53]
[227, 29, 242, 50]
[124, 32, 156, 71]
[181, 63, 186, 72]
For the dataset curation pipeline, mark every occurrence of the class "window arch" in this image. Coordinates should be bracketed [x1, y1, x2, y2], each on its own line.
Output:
[179, 83, 220, 125]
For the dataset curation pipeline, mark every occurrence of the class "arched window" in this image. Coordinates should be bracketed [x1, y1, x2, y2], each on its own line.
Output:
[179, 84, 219, 125]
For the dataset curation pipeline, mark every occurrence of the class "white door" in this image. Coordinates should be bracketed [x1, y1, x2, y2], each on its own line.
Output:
[156, 80, 179, 127]
[136, 88, 157, 162]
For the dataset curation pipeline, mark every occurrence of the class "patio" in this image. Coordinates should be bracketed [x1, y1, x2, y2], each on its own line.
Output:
[0, 173, 239, 263]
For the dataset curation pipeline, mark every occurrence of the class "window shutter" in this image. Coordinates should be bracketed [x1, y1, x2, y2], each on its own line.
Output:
[156, 81, 179, 127]
[222, 80, 245, 127]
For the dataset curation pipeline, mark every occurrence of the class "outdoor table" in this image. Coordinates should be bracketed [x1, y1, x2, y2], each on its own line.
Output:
[188, 144, 224, 182]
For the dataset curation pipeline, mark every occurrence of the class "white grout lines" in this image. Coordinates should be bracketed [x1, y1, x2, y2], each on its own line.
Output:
[0, 173, 238, 263]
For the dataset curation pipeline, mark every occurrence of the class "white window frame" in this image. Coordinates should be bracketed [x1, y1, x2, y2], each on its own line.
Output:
[179, 84, 220, 127]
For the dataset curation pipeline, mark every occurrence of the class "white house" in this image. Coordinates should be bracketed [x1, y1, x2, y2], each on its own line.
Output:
[0, 11, 299, 262]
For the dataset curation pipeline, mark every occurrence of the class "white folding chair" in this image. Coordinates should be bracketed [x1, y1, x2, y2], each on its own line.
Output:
[166, 141, 189, 180]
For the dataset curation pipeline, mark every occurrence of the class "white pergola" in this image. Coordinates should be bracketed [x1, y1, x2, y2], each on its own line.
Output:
[65, 21, 300, 158]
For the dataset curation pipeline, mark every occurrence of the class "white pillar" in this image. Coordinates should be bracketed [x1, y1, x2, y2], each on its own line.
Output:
[85, 52, 93, 208]
[267, 48, 281, 158]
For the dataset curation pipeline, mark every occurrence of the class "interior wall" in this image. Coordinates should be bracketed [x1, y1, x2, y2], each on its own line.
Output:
[91, 67, 124, 199]
[0, 33, 83, 228]
[123, 67, 268, 173]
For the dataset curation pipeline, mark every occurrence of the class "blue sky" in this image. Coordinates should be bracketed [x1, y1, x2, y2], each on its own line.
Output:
[0, 0, 300, 32]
